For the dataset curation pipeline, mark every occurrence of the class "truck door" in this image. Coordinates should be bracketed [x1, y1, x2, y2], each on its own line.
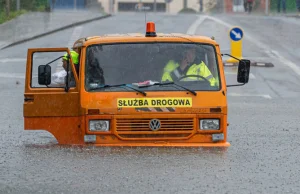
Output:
[23, 48, 83, 144]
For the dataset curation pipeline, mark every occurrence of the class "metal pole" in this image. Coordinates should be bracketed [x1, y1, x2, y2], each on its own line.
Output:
[265, 0, 269, 15]
[109, 0, 112, 13]
[74, 0, 77, 10]
[183, 0, 187, 9]
[17, 0, 20, 11]
[154, 0, 157, 12]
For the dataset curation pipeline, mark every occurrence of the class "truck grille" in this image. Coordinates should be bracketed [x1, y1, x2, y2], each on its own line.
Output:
[116, 118, 194, 140]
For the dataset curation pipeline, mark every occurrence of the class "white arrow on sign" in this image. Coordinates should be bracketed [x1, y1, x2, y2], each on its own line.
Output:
[231, 30, 241, 39]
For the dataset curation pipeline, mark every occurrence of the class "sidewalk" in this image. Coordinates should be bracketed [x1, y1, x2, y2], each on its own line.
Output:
[0, 10, 111, 50]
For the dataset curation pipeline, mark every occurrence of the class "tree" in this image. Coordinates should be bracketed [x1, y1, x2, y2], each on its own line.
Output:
[5, 0, 10, 17]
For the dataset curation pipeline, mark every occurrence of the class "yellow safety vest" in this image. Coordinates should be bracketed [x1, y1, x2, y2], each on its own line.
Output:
[161, 60, 217, 86]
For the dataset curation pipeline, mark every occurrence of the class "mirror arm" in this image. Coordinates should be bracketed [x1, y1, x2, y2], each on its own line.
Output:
[226, 83, 246, 87]
[221, 54, 241, 62]
[45, 56, 63, 66]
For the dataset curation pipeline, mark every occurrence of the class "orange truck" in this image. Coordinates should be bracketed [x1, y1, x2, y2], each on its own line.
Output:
[23, 22, 250, 147]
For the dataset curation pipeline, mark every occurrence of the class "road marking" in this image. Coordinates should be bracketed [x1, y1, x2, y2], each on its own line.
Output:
[0, 58, 26, 63]
[0, 72, 25, 79]
[205, 15, 300, 77]
[228, 93, 272, 99]
[67, 26, 83, 48]
[270, 50, 300, 76]
[225, 72, 256, 79]
[249, 73, 256, 79]
[186, 16, 207, 35]
[205, 15, 270, 49]
[56, 26, 83, 72]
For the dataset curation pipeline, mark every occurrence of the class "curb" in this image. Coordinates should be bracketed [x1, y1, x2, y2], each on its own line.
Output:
[0, 14, 112, 50]
[223, 61, 274, 67]
[286, 15, 300, 18]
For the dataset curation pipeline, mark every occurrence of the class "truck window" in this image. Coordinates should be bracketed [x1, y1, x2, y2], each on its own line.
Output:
[85, 43, 220, 92]
[31, 51, 77, 88]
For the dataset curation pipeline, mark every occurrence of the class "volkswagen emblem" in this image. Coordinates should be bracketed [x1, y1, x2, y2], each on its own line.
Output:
[149, 119, 161, 131]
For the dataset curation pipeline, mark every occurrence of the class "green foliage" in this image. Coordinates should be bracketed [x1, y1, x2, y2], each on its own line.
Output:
[0, 9, 27, 24]
[0, 0, 49, 24]
[20, 0, 49, 11]
[0, 0, 49, 12]
[270, 0, 297, 12]
[178, 8, 197, 14]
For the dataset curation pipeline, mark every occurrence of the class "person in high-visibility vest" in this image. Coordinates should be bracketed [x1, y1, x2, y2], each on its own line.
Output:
[62, 50, 79, 71]
[161, 47, 217, 86]
[51, 50, 79, 86]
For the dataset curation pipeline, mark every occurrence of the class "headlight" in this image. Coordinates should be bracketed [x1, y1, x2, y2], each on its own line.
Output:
[200, 119, 220, 130]
[89, 120, 110, 131]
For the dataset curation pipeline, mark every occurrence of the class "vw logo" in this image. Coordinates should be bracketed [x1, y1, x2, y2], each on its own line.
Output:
[149, 119, 161, 131]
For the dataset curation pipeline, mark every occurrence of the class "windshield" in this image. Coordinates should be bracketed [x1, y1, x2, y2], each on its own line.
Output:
[85, 42, 221, 92]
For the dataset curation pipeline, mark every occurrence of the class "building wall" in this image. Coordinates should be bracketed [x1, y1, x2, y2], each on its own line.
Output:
[98, 0, 211, 14]
[49, 0, 86, 10]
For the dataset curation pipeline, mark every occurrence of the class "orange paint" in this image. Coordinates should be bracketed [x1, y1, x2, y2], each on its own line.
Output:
[23, 24, 243, 147]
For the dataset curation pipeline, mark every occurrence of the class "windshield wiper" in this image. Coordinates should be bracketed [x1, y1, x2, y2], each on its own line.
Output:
[139, 81, 197, 96]
[89, 84, 147, 96]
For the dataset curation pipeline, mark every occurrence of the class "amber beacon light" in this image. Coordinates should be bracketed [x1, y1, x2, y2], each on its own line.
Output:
[145, 22, 157, 37]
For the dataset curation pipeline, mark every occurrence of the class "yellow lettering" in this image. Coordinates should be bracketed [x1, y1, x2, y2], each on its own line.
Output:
[117, 98, 192, 108]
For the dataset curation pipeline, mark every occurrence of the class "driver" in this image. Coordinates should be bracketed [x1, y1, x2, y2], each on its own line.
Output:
[161, 47, 217, 86]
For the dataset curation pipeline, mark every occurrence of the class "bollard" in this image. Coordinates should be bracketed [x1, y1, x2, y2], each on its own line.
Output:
[226, 26, 244, 63]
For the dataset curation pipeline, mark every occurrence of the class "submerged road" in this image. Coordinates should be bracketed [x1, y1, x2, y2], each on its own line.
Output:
[0, 13, 300, 193]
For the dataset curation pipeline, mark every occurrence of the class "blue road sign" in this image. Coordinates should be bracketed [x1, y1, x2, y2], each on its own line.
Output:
[229, 27, 243, 41]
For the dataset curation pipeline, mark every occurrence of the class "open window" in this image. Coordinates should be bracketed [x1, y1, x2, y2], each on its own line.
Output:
[24, 48, 80, 117]
[31, 50, 78, 89]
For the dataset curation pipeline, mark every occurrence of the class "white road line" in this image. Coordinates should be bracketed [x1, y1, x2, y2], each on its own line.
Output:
[205, 15, 270, 50]
[225, 72, 256, 79]
[0, 58, 26, 63]
[225, 72, 236, 75]
[205, 15, 300, 77]
[249, 73, 256, 79]
[55, 26, 83, 72]
[270, 50, 300, 76]
[67, 26, 83, 48]
[187, 16, 258, 80]
[228, 93, 272, 99]
[186, 15, 207, 35]
[0, 72, 25, 79]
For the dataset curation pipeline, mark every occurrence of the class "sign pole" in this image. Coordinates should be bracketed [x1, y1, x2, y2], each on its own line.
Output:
[265, 0, 269, 15]
[164, 0, 173, 13]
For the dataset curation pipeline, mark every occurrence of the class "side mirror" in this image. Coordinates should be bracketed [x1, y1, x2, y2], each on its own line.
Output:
[38, 65, 51, 85]
[237, 59, 250, 83]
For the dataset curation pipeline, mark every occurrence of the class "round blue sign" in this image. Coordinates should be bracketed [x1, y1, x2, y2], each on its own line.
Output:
[229, 27, 243, 41]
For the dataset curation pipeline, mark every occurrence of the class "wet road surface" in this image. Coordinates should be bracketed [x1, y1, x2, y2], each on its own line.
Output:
[1, 13, 300, 194]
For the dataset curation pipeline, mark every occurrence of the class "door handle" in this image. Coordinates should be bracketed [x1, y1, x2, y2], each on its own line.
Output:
[24, 95, 34, 102]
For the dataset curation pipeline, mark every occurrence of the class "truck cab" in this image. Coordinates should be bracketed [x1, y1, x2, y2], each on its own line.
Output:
[23, 22, 250, 147]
